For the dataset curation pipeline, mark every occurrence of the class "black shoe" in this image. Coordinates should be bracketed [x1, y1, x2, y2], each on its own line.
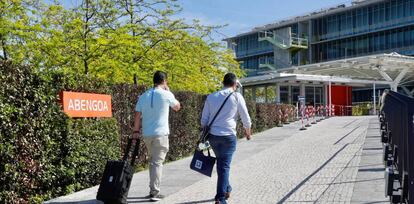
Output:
[150, 194, 165, 201]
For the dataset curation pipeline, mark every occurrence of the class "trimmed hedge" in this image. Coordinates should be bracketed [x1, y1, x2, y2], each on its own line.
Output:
[0, 62, 121, 203]
[0, 61, 295, 203]
[352, 102, 373, 116]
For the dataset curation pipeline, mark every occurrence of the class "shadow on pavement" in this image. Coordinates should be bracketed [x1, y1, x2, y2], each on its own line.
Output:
[45, 200, 102, 204]
[127, 196, 151, 203]
[332, 177, 383, 185]
[176, 198, 215, 204]
[358, 167, 385, 172]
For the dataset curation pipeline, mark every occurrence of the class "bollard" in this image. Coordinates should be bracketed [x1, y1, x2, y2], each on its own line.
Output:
[311, 106, 317, 124]
[316, 106, 321, 122]
[305, 107, 311, 127]
[320, 105, 325, 120]
[284, 110, 289, 125]
[299, 106, 306, 131]
[277, 109, 283, 127]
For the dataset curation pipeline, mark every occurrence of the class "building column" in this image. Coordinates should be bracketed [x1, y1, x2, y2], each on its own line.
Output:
[308, 20, 313, 64]
[276, 83, 281, 104]
[300, 83, 305, 97]
[329, 81, 332, 115]
[313, 86, 316, 106]
[373, 83, 376, 115]
[288, 85, 292, 104]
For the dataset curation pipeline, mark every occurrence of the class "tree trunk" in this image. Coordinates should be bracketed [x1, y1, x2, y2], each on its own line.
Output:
[1, 37, 7, 60]
[84, 59, 88, 75]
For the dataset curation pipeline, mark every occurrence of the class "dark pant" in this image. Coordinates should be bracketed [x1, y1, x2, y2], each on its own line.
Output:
[209, 134, 237, 203]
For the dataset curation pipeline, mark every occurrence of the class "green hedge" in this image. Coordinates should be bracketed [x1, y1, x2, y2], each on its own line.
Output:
[0, 61, 296, 203]
[352, 103, 372, 116]
[0, 62, 121, 203]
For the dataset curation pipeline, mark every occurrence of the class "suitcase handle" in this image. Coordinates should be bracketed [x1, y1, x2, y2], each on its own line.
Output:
[130, 139, 140, 166]
[122, 138, 140, 166]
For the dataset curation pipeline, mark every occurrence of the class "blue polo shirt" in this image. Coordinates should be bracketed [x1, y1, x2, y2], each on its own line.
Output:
[135, 88, 179, 137]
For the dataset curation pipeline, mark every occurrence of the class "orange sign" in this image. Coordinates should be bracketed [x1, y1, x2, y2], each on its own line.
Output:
[62, 91, 112, 118]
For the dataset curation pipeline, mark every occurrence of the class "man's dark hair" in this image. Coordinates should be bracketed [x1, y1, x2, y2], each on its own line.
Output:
[223, 72, 237, 87]
[153, 71, 167, 85]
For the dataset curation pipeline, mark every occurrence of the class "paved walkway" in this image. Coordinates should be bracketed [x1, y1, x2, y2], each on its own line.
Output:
[45, 116, 388, 204]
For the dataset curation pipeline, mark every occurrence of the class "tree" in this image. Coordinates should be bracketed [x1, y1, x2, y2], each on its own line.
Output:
[1, 0, 243, 94]
[0, 0, 42, 63]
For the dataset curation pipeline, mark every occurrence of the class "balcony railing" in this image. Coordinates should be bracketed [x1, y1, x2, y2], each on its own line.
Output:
[258, 31, 309, 50]
[258, 57, 277, 70]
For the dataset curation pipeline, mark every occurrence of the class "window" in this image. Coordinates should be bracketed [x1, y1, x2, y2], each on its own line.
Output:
[305, 86, 315, 106]
[266, 85, 277, 103]
[291, 86, 300, 104]
[315, 87, 323, 105]
[243, 87, 254, 101]
[280, 86, 289, 104]
[255, 87, 266, 103]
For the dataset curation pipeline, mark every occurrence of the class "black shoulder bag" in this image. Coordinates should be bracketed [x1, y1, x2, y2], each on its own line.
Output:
[190, 92, 233, 177]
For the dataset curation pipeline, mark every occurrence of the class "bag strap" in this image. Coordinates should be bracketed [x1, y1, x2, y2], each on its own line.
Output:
[207, 92, 234, 129]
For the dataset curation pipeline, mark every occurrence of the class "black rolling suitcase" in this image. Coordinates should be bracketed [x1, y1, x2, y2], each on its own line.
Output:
[96, 138, 140, 204]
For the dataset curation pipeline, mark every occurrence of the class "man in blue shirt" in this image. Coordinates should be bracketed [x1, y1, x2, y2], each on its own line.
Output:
[133, 71, 181, 201]
[201, 73, 252, 204]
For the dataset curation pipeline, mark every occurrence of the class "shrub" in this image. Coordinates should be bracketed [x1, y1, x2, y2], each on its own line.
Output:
[0, 61, 68, 203]
[61, 118, 121, 193]
[168, 92, 204, 161]
[0, 62, 121, 203]
[352, 102, 372, 116]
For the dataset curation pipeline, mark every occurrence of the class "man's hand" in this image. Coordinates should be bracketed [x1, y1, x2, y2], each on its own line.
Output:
[244, 128, 252, 140]
[172, 102, 181, 112]
[163, 84, 170, 91]
[132, 130, 141, 139]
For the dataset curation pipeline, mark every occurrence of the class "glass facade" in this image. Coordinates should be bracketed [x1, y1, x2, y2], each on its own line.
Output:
[239, 53, 273, 75]
[234, 34, 273, 59]
[231, 0, 414, 74]
[312, 0, 414, 63]
[234, 25, 299, 74]
[312, 0, 414, 42]
[312, 26, 414, 62]
[242, 85, 325, 105]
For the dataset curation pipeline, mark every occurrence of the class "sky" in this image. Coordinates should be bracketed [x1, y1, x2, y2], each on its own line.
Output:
[175, 0, 354, 42]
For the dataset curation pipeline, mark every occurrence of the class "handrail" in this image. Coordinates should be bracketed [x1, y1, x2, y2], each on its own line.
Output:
[380, 90, 414, 203]
[259, 31, 308, 49]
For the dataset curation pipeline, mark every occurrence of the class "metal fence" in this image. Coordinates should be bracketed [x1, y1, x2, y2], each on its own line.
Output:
[380, 90, 414, 203]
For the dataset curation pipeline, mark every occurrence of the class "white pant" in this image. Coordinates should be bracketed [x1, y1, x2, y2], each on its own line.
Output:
[143, 136, 169, 195]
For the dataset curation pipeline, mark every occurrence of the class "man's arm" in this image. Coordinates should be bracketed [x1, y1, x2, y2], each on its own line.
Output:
[167, 91, 181, 112]
[200, 98, 210, 129]
[237, 93, 252, 140]
[132, 111, 142, 139]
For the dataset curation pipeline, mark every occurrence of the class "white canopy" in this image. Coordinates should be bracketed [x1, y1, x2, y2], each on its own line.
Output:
[242, 53, 414, 95]
[280, 53, 414, 90]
